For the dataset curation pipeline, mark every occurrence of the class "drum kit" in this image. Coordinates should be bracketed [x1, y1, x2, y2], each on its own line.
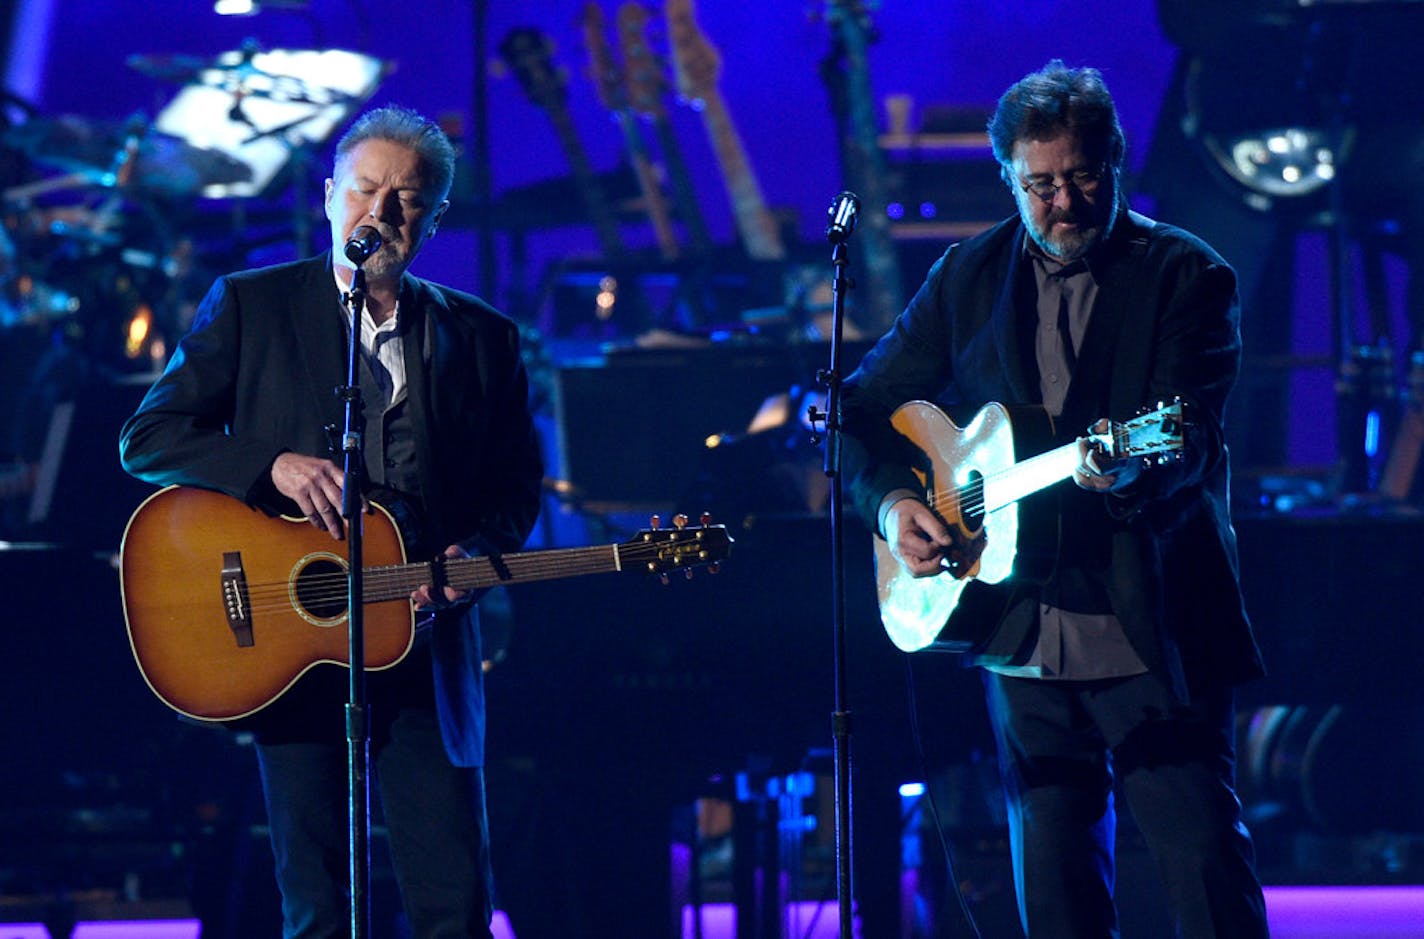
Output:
[0, 44, 383, 528]
[2, 43, 383, 348]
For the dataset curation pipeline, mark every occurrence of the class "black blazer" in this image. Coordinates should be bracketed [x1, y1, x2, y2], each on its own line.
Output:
[841, 210, 1264, 697]
[120, 254, 544, 765]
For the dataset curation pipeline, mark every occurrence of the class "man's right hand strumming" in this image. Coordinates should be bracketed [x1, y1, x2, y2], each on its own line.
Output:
[271, 452, 349, 538]
[884, 497, 985, 579]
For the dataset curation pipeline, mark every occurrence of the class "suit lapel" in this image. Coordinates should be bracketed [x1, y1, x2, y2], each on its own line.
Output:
[992, 230, 1041, 404]
[287, 256, 349, 437]
[399, 274, 440, 520]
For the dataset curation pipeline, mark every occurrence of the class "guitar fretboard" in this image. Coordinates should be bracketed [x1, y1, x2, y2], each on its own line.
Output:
[361, 544, 624, 602]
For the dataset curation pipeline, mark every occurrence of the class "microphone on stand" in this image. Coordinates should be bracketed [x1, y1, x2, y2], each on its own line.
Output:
[826, 190, 860, 243]
[344, 226, 383, 265]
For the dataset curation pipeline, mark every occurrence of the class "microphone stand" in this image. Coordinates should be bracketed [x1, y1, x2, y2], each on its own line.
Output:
[812, 196, 858, 939]
[340, 263, 372, 939]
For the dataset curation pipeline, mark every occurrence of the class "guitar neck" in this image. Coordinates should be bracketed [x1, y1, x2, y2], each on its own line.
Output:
[613, 110, 681, 259]
[363, 543, 623, 603]
[696, 91, 785, 261]
[543, 105, 629, 261]
[982, 439, 1095, 512]
[828, 10, 905, 331]
[650, 115, 715, 256]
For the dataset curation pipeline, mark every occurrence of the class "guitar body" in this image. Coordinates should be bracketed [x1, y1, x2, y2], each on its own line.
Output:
[875, 401, 1026, 653]
[120, 486, 414, 721]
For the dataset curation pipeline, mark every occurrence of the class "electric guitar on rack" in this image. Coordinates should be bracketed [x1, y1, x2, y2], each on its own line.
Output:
[823, 0, 906, 333]
[874, 399, 1184, 653]
[119, 486, 732, 721]
[617, 0, 716, 259]
[498, 26, 629, 264]
[665, 0, 786, 261]
[582, 1, 681, 261]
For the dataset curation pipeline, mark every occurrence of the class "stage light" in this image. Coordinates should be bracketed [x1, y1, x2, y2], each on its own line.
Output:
[214, 0, 310, 13]
[1202, 126, 1349, 200]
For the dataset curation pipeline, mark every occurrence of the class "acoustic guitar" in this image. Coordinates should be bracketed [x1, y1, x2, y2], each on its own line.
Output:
[874, 399, 1184, 653]
[120, 486, 732, 721]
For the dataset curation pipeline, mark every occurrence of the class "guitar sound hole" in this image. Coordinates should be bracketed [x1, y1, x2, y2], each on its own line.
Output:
[963, 473, 986, 530]
[294, 559, 348, 620]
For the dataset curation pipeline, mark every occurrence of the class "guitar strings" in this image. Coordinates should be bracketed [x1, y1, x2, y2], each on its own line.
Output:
[920, 411, 1176, 520]
[923, 445, 1068, 518]
[221, 537, 718, 618]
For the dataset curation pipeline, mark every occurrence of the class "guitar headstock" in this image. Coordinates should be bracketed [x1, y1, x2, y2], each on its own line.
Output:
[623, 512, 733, 581]
[498, 27, 568, 113]
[1110, 398, 1187, 464]
[665, 0, 721, 105]
[617, 1, 669, 119]
[582, 2, 628, 112]
[823, 0, 881, 43]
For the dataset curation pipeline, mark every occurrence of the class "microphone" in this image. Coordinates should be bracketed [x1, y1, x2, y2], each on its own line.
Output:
[344, 226, 383, 265]
[826, 190, 860, 243]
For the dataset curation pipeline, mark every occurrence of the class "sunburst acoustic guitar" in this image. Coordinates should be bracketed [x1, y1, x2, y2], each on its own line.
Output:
[120, 486, 731, 721]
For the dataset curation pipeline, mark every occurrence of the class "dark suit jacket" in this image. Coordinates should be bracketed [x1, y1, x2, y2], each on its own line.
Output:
[841, 210, 1264, 698]
[119, 254, 544, 765]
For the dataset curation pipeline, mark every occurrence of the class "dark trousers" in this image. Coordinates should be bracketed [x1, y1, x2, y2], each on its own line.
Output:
[253, 675, 493, 939]
[983, 670, 1269, 939]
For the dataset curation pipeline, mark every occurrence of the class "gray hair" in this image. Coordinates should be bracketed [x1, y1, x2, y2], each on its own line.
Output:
[333, 105, 457, 200]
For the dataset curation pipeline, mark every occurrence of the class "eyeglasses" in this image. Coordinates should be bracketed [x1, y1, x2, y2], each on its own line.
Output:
[1018, 166, 1107, 203]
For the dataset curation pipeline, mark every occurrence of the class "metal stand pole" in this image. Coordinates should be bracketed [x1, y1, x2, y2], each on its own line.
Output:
[341, 265, 371, 939]
[813, 191, 861, 939]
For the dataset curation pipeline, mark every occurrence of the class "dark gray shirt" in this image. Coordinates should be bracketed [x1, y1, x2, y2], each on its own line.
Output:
[987, 247, 1147, 680]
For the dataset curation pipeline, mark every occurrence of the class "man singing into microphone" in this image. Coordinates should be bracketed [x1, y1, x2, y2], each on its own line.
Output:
[119, 105, 544, 938]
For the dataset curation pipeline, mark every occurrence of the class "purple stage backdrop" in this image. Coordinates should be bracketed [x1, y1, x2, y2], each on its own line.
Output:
[10, 0, 1384, 469]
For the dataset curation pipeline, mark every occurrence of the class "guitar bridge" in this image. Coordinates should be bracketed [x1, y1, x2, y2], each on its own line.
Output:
[221, 551, 255, 648]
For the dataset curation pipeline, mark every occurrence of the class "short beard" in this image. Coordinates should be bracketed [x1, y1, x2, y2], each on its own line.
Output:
[1022, 189, 1120, 261]
[357, 243, 406, 281]
[1031, 218, 1101, 261]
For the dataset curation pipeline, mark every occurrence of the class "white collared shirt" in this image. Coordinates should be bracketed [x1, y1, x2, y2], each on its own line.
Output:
[335, 271, 406, 407]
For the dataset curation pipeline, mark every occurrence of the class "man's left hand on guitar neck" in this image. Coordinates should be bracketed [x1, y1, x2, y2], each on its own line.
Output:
[411, 543, 476, 611]
[1072, 418, 1144, 493]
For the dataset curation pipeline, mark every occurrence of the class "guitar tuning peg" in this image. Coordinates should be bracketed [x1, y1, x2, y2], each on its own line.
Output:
[673, 513, 689, 529]
[659, 572, 670, 586]
[649, 513, 661, 529]
[699, 511, 712, 526]
[684, 568, 694, 580]
[708, 562, 721, 575]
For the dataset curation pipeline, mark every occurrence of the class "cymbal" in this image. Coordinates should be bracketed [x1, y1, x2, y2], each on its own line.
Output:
[127, 49, 358, 106]
[123, 132, 254, 193]
[126, 52, 262, 84]
[3, 116, 252, 197]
